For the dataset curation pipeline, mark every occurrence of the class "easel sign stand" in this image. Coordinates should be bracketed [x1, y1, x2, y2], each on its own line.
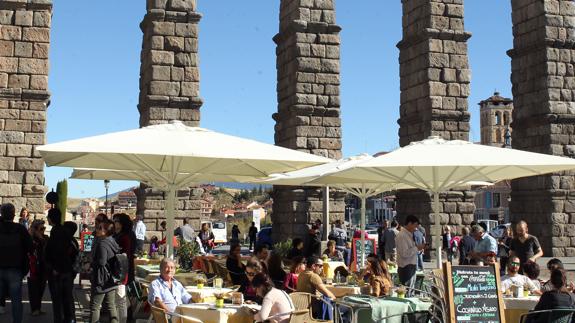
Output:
[443, 262, 506, 323]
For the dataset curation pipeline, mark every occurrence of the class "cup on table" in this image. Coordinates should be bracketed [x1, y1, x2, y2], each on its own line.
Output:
[215, 298, 224, 308]
[523, 289, 529, 298]
[213, 277, 223, 289]
[197, 283, 204, 289]
[512, 285, 520, 298]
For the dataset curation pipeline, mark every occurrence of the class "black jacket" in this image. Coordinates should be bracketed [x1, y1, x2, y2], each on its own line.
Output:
[45, 224, 76, 274]
[91, 236, 121, 293]
[528, 290, 575, 323]
[0, 220, 32, 274]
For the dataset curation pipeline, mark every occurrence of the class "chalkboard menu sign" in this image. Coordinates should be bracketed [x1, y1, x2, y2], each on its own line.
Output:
[352, 237, 376, 269]
[80, 231, 94, 252]
[444, 262, 505, 323]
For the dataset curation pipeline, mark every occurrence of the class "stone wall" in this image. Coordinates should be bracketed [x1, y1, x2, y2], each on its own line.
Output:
[271, 0, 344, 242]
[509, 0, 575, 256]
[0, 0, 51, 217]
[396, 0, 474, 256]
[136, 0, 203, 239]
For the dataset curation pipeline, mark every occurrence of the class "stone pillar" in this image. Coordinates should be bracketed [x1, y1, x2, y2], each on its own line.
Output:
[509, 0, 575, 256]
[136, 0, 203, 239]
[271, 0, 345, 242]
[0, 0, 51, 217]
[396, 0, 474, 256]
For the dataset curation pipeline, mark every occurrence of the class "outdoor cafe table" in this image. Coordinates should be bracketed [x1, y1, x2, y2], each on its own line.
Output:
[185, 286, 234, 303]
[134, 257, 161, 266]
[326, 284, 363, 298]
[503, 295, 539, 322]
[334, 295, 432, 323]
[174, 303, 259, 323]
[136, 264, 160, 279]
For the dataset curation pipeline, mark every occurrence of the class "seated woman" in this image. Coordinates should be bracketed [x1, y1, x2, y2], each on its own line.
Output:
[283, 256, 306, 293]
[253, 273, 295, 323]
[226, 243, 246, 285]
[268, 251, 287, 289]
[523, 260, 542, 290]
[527, 269, 575, 323]
[322, 240, 343, 261]
[286, 238, 304, 260]
[366, 258, 393, 297]
[239, 257, 264, 304]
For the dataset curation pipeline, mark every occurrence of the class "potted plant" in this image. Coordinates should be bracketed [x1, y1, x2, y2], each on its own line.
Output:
[176, 236, 200, 272]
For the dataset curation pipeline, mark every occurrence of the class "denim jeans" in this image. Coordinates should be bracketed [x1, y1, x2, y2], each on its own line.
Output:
[90, 289, 118, 323]
[397, 264, 416, 296]
[0, 268, 23, 323]
[48, 271, 76, 323]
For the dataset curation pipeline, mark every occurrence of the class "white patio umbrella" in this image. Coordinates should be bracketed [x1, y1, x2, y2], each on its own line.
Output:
[37, 120, 333, 257]
[265, 154, 406, 267]
[264, 154, 491, 268]
[319, 136, 575, 267]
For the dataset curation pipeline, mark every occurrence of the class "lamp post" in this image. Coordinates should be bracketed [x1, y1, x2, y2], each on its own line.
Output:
[104, 179, 110, 215]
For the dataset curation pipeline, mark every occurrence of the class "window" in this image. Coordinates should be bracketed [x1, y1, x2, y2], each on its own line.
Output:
[493, 193, 501, 208]
[495, 112, 501, 125]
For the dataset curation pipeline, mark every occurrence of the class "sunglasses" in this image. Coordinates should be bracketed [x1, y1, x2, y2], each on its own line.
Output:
[246, 272, 256, 277]
[510, 262, 520, 266]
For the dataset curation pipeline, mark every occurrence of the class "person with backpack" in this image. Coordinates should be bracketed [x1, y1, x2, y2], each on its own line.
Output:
[90, 218, 122, 323]
[45, 208, 77, 323]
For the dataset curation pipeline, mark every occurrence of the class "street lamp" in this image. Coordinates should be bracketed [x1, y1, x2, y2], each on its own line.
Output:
[104, 179, 110, 215]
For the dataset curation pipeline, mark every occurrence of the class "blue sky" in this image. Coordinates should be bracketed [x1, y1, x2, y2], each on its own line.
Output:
[46, 1, 513, 197]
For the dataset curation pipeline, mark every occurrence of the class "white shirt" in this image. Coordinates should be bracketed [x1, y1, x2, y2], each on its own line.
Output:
[501, 273, 538, 292]
[395, 229, 418, 268]
[254, 287, 295, 323]
[134, 220, 146, 240]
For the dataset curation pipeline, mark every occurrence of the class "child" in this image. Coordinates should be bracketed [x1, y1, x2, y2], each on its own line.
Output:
[149, 236, 159, 257]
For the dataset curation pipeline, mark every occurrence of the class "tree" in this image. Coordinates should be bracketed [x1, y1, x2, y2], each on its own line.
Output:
[56, 179, 68, 224]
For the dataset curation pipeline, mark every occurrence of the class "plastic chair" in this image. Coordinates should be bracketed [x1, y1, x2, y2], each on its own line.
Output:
[520, 308, 575, 323]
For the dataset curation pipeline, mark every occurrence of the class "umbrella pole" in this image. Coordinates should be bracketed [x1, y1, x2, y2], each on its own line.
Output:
[434, 192, 442, 268]
[361, 195, 366, 268]
[165, 186, 176, 259]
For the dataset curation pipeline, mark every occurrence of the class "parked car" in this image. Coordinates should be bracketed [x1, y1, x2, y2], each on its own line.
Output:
[489, 223, 511, 239]
[257, 226, 273, 247]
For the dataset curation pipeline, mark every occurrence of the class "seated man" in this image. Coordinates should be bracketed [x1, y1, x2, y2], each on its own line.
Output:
[297, 256, 336, 319]
[501, 256, 541, 295]
[148, 258, 192, 312]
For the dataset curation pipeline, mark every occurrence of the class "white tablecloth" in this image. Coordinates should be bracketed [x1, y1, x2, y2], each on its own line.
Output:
[185, 287, 234, 303]
[175, 303, 259, 323]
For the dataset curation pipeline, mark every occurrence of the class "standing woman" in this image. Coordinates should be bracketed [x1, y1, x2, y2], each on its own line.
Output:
[90, 219, 120, 323]
[113, 213, 136, 322]
[199, 223, 215, 253]
[19, 207, 30, 230]
[28, 219, 48, 316]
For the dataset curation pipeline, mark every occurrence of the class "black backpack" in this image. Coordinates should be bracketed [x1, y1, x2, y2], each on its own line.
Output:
[108, 252, 129, 285]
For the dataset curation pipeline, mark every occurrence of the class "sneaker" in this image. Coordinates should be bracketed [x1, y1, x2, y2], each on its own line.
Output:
[0, 306, 5, 314]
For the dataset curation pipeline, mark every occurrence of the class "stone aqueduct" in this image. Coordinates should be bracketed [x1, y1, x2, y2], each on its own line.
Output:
[2, 0, 575, 256]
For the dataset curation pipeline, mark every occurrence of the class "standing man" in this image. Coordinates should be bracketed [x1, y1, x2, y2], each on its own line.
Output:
[510, 220, 543, 273]
[314, 219, 323, 241]
[248, 222, 258, 251]
[0, 203, 32, 323]
[413, 224, 426, 271]
[377, 220, 389, 259]
[395, 215, 426, 293]
[468, 225, 498, 264]
[174, 218, 195, 243]
[382, 220, 399, 262]
[442, 225, 453, 262]
[329, 220, 347, 251]
[458, 226, 476, 265]
[45, 208, 77, 323]
[134, 214, 146, 254]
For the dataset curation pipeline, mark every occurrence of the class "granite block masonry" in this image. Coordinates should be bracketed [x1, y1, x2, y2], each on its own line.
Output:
[0, 0, 51, 217]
